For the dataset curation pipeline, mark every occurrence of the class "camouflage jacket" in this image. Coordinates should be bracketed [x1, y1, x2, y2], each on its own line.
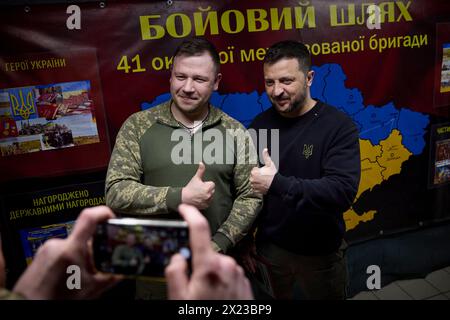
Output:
[0, 288, 24, 300]
[105, 100, 262, 253]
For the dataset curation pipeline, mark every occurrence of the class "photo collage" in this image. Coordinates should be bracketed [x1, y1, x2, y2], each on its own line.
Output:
[434, 138, 450, 185]
[0, 80, 99, 157]
[440, 43, 450, 93]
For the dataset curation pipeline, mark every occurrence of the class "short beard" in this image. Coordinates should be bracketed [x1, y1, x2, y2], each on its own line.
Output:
[278, 93, 306, 114]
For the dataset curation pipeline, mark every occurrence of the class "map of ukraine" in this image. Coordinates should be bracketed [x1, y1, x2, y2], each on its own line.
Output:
[142, 63, 430, 232]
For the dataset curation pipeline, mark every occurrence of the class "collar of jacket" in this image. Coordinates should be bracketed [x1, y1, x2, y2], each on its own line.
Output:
[156, 99, 223, 129]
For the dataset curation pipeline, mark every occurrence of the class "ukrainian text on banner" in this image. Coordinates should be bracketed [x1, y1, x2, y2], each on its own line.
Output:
[1, 180, 105, 268]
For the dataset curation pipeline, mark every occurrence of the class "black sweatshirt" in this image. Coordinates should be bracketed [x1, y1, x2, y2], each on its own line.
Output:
[250, 100, 361, 255]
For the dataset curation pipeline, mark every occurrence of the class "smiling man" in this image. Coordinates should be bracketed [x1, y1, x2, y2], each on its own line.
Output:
[246, 40, 361, 300]
[105, 38, 261, 299]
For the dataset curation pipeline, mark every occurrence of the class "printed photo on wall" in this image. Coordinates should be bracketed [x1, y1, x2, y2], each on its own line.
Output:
[434, 138, 450, 185]
[0, 49, 110, 183]
[0, 81, 99, 156]
[428, 123, 450, 188]
[19, 221, 75, 265]
[440, 43, 450, 93]
[434, 23, 450, 107]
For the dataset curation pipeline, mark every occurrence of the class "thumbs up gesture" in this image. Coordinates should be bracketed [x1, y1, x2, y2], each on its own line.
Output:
[250, 148, 277, 195]
[182, 162, 215, 210]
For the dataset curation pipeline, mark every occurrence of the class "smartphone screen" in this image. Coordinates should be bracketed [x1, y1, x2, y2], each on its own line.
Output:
[93, 218, 190, 279]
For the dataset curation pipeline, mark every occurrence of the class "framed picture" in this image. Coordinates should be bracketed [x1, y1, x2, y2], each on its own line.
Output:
[434, 23, 450, 108]
[0, 49, 110, 182]
[428, 123, 450, 188]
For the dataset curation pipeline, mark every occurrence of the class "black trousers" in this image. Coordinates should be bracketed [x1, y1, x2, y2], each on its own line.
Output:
[256, 241, 348, 300]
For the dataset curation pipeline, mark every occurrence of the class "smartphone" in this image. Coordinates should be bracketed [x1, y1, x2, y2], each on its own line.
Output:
[93, 218, 190, 279]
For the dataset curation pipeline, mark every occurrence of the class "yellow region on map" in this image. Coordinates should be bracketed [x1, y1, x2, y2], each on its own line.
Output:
[344, 130, 412, 231]
[360, 139, 382, 162]
[377, 130, 413, 179]
[344, 208, 377, 231]
[357, 159, 384, 199]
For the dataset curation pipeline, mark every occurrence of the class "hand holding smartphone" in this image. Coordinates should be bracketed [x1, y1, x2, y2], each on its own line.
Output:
[93, 218, 190, 279]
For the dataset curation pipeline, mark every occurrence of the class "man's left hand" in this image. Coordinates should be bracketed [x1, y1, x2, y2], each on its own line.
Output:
[13, 206, 121, 299]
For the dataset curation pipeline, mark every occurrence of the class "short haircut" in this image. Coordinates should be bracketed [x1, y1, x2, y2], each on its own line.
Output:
[264, 40, 311, 73]
[173, 37, 220, 74]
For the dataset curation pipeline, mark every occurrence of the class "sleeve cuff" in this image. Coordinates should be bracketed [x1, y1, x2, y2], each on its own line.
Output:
[269, 172, 293, 196]
[166, 187, 182, 212]
[0, 289, 26, 300]
[212, 232, 233, 254]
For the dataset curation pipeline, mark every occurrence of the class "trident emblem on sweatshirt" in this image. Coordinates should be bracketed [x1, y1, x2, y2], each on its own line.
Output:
[303, 144, 313, 159]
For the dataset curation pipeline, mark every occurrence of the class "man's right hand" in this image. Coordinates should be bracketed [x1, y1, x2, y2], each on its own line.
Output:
[182, 162, 215, 209]
[166, 204, 253, 300]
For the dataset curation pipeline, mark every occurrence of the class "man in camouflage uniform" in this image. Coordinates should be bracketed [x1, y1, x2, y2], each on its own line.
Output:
[105, 38, 261, 298]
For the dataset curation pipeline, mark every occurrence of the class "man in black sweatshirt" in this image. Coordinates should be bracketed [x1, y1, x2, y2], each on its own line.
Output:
[247, 40, 361, 299]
